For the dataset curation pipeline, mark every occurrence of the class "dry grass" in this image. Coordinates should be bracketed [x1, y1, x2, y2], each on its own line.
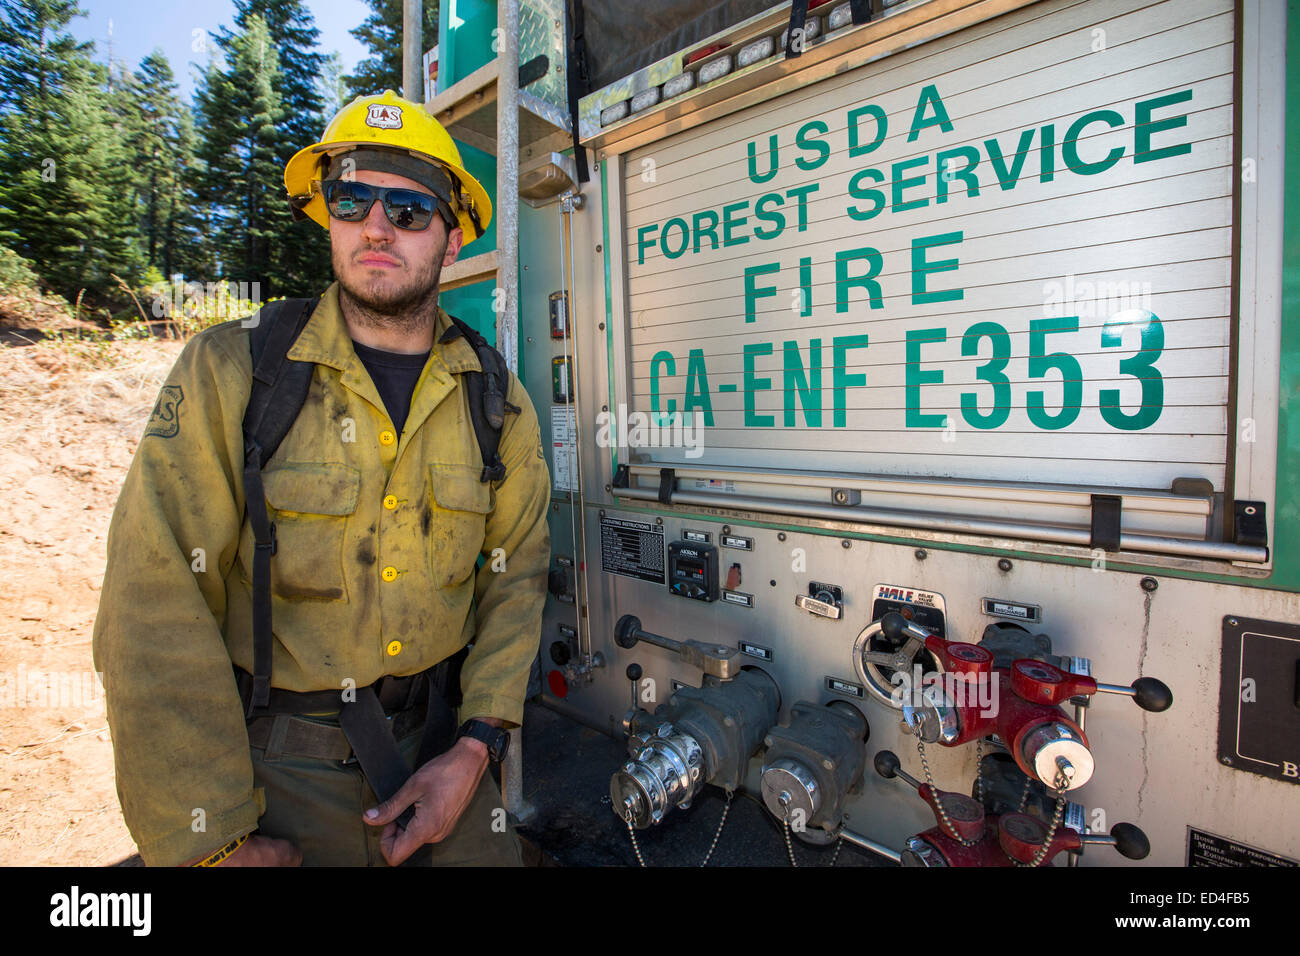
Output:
[0, 289, 80, 333]
[0, 336, 185, 440]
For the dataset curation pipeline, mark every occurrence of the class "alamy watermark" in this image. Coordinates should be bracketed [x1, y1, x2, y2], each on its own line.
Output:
[595, 404, 705, 459]
[0, 665, 106, 710]
[148, 279, 262, 324]
[1042, 274, 1152, 319]
[890, 664, 1000, 719]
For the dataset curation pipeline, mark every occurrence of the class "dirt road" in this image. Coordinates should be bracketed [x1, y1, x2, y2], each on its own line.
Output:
[0, 336, 185, 865]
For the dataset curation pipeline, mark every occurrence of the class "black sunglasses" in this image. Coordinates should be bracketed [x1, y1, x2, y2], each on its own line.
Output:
[322, 180, 453, 232]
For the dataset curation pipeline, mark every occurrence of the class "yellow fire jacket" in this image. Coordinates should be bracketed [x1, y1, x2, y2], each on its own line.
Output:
[92, 283, 551, 866]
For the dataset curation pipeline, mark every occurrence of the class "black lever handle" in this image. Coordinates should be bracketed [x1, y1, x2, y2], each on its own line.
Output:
[874, 749, 901, 779]
[1111, 822, 1151, 860]
[873, 750, 922, 791]
[1131, 677, 1173, 712]
[1094, 675, 1173, 712]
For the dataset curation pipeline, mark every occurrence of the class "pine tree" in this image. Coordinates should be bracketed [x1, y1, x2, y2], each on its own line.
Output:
[168, 106, 212, 282]
[219, 0, 333, 296]
[347, 0, 439, 98]
[320, 50, 347, 117]
[127, 50, 187, 275]
[0, 0, 142, 301]
[194, 15, 286, 294]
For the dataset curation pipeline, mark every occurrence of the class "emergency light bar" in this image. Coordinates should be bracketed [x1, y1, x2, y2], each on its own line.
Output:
[591, 0, 861, 133]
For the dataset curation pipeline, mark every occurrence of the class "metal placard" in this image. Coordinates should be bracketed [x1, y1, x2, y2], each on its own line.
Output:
[982, 597, 1042, 623]
[1217, 616, 1300, 786]
[1187, 828, 1298, 867]
[600, 516, 666, 584]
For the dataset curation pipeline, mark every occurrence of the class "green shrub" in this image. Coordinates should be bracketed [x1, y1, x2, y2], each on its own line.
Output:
[0, 246, 40, 293]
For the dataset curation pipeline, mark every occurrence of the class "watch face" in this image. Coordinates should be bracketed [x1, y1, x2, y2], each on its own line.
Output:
[488, 727, 509, 763]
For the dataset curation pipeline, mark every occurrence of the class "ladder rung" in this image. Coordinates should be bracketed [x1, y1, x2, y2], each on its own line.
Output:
[425, 58, 571, 158]
[439, 249, 499, 292]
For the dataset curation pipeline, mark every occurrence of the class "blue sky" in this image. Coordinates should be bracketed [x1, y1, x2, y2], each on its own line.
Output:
[69, 0, 377, 101]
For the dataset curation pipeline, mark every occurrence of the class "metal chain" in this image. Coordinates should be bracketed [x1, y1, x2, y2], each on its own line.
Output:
[915, 736, 981, 847]
[1018, 767, 1070, 868]
[1017, 774, 1034, 813]
[699, 790, 732, 867]
[828, 829, 844, 867]
[624, 809, 646, 868]
[781, 808, 799, 867]
[973, 739, 985, 807]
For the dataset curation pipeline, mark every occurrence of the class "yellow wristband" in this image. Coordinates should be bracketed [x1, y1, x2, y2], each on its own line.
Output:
[193, 833, 250, 867]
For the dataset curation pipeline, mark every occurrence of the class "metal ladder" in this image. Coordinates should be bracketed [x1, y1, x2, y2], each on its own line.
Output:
[403, 0, 573, 823]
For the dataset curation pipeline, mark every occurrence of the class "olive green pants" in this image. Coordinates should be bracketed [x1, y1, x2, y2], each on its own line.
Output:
[250, 716, 522, 867]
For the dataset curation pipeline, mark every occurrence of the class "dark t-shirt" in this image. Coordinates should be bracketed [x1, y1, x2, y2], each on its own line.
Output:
[351, 339, 432, 437]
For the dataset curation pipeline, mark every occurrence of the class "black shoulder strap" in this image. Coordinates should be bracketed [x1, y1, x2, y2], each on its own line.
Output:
[438, 314, 520, 483]
[241, 296, 319, 715]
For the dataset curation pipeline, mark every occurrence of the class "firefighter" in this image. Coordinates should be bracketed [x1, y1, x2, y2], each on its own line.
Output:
[92, 90, 551, 867]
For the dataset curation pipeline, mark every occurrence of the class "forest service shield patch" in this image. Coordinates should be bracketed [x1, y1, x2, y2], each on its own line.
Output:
[144, 385, 184, 439]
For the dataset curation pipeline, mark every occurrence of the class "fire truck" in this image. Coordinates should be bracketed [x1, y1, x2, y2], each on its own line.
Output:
[424, 0, 1298, 867]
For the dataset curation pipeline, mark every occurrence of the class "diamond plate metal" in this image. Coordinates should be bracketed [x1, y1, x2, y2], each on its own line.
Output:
[519, 0, 568, 112]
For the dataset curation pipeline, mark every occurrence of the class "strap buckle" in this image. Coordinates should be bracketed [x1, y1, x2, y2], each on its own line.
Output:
[253, 521, 278, 556]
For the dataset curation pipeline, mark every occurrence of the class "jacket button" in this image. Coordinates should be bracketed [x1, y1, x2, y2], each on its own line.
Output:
[379, 429, 396, 446]
[382, 566, 398, 582]
[386, 640, 403, 657]
[383, 494, 398, 510]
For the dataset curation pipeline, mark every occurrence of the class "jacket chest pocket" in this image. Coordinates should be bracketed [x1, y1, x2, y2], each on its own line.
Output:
[427, 463, 492, 589]
[239, 463, 361, 601]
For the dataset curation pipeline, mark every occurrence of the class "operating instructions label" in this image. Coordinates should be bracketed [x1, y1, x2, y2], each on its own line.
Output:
[600, 516, 665, 584]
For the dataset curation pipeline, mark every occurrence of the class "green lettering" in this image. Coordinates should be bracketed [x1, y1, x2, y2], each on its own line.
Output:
[905, 328, 946, 427]
[1063, 109, 1125, 174]
[744, 343, 775, 427]
[835, 247, 884, 313]
[935, 147, 980, 203]
[692, 209, 720, 253]
[985, 128, 1035, 190]
[744, 262, 781, 323]
[1040, 123, 1055, 182]
[892, 155, 930, 212]
[783, 338, 822, 427]
[683, 349, 716, 426]
[747, 134, 779, 183]
[831, 335, 869, 427]
[798, 257, 812, 318]
[785, 183, 818, 231]
[661, 217, 689, 259]
[1099, 312, 1164, 429]
[1134, 89, 1193, 164]
[636, 223, 659, 265]
[754, 193, 786, 240]
[650, 351, 677, 418]
[960, 322, 1011, 429]
[723, 201, 750, 246]
[847, 168, 886, 221]
[911, 231, 964, 305]
[795, 120, 831, 170]
[1027, 317, 1082, 429]
[848, 104, 887, 156]
[907, 84, 954, 142]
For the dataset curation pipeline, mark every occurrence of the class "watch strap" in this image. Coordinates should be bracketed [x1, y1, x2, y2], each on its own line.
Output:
[457, 719, 509, 763]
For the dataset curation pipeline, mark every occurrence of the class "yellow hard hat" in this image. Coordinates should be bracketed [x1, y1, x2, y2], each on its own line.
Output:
[284, 89, 492, 243]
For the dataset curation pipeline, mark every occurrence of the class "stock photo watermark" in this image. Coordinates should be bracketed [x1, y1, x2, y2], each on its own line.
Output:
[0, 665, 105, 711]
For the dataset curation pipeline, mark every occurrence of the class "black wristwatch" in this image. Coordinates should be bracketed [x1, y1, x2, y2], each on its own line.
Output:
[456, 719, 510, 764]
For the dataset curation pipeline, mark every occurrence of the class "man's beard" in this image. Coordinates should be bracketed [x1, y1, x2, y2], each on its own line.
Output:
[334, 244, 444, 335]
